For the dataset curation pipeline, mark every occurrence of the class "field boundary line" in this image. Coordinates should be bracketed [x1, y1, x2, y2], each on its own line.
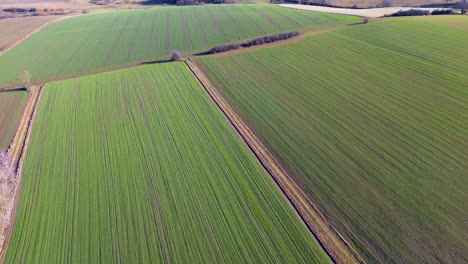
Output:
[185, 58, 364, 264]
[0, 85, 44, 260]
[0, 15, 80, 56]
[0, 21, 355, 91]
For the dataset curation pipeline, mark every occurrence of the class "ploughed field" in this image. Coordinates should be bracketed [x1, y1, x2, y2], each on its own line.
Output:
[5, 63, 330, 263]
[0, 4, 359, 87]
[197, 16, 468, 264]
[0, 16, 57, 52]
[0, 91, 28, 150]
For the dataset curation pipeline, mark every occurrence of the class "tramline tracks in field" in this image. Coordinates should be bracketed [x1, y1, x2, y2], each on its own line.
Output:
[185, 58, 363, 264]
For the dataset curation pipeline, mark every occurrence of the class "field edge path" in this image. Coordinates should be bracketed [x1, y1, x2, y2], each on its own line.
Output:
[0, 15, 80, 56]
[0, 86, 44, 260]
[185, 58, 364, 264]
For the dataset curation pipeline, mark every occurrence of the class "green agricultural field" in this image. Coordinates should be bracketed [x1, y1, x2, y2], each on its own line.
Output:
[0, 4, 359, 87]
[197, 16, 468, 263]
[5, 63, 330, 263]
[0, 91, 28, 150]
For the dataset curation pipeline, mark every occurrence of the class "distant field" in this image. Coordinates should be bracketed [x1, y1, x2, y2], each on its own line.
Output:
[0, 91, 28, 150]
[289, 0, 454, 8]
[0, 0, 70, 4]
[5, 63, 330, 263]
[197, 16, 468, 263]
[0, 4, 359, 87]
[0, 16, 56, 52]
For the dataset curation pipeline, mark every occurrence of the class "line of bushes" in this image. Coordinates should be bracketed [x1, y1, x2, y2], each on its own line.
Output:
[209, 31, 300, 54]
[384, 8, 454, 17]
[175, 0, 236, 5]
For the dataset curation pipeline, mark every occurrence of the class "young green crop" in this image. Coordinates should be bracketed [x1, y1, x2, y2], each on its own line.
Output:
[5, 63, 330, 263]
[0, 4, 359, 87]
[197, 16, 468, 264]
[0, 91, 28, 150]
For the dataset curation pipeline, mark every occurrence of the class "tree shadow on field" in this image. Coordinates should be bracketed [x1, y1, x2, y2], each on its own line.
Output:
[138, 0, 176, 6]
[0, 87, 27, 93]
[193, 51, 211, 56]
[140, 59, 173, 65]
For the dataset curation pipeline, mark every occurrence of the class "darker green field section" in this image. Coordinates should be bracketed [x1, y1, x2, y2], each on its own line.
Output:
[0, 91, 28, 150]
[5, 63, 330, 263]
[0, 4, 359, 87]
[197, 16, 468, 263]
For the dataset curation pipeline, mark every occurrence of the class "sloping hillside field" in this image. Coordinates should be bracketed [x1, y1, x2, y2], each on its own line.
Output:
[0, 5, 359, 87]
[0, 91, 28, 150]
[5, 63, 330, 263]
[197, 16, 468, 263]
[0, 16, 57, 52]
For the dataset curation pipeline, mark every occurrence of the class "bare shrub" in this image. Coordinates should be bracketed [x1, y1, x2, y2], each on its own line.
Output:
[379, 0, 392, 7]
[363, 18, 369, 23]
[385, 9, 430, 16]
[170, 49, 183, 61]
[209, 31, 301, 54]
[18, 70, 32, 92]
[0, 150, 15, 188]
[455, 0, 468, 14]
[431, 9, 454, 14]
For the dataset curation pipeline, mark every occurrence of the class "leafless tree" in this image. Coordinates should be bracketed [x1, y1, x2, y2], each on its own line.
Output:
[19, 70, 32, 92]
[170, 50, 183, 61]
[455, 0, 467, 13]
[380, 0, 392, 7]
[0, 151, 14, 184]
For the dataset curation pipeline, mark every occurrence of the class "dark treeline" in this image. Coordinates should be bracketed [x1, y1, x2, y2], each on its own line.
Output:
[175, 0, 236, 5]
[431, 9, 455, 14]
[385, 8, 455, 17]
[209, 31, 300, 54]
[385, 9, 431, 16]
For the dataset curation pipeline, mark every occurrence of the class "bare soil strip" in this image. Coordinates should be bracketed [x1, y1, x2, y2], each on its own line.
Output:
[185, 58, 364, 264]
[0, 86, 43, 259]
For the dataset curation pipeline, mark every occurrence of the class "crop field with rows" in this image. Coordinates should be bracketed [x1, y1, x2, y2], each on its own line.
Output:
[197, 16, 468, 264]
[0, 4, 359, 87]
[0, 91, 28, 150]
[5, 63, 330, 263]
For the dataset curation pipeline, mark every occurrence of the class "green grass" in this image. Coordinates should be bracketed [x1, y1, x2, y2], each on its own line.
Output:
[0, 4, 359, 87]
[196, 16, 468, 263]
[5, 63, 330, 263]
[0, 90, 28, 150]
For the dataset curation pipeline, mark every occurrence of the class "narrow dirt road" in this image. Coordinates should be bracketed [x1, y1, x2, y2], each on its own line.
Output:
[185, 58, 364, 264]
[0, 85, 43, 259]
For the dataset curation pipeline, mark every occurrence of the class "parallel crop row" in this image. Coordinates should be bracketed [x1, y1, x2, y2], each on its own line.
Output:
[5, 63, 330, 263]
[0, 4, 359, 87]
[196, 16, 468, 264]
[0, 91, 29, 149]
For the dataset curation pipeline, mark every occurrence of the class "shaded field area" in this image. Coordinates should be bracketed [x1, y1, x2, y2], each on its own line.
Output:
[0, 91, 28, 150]
[0, 16, 56, 52]
[197, 16, 468, 263]
[0, 4, 359, 87]
[5, 63, 330, 263]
